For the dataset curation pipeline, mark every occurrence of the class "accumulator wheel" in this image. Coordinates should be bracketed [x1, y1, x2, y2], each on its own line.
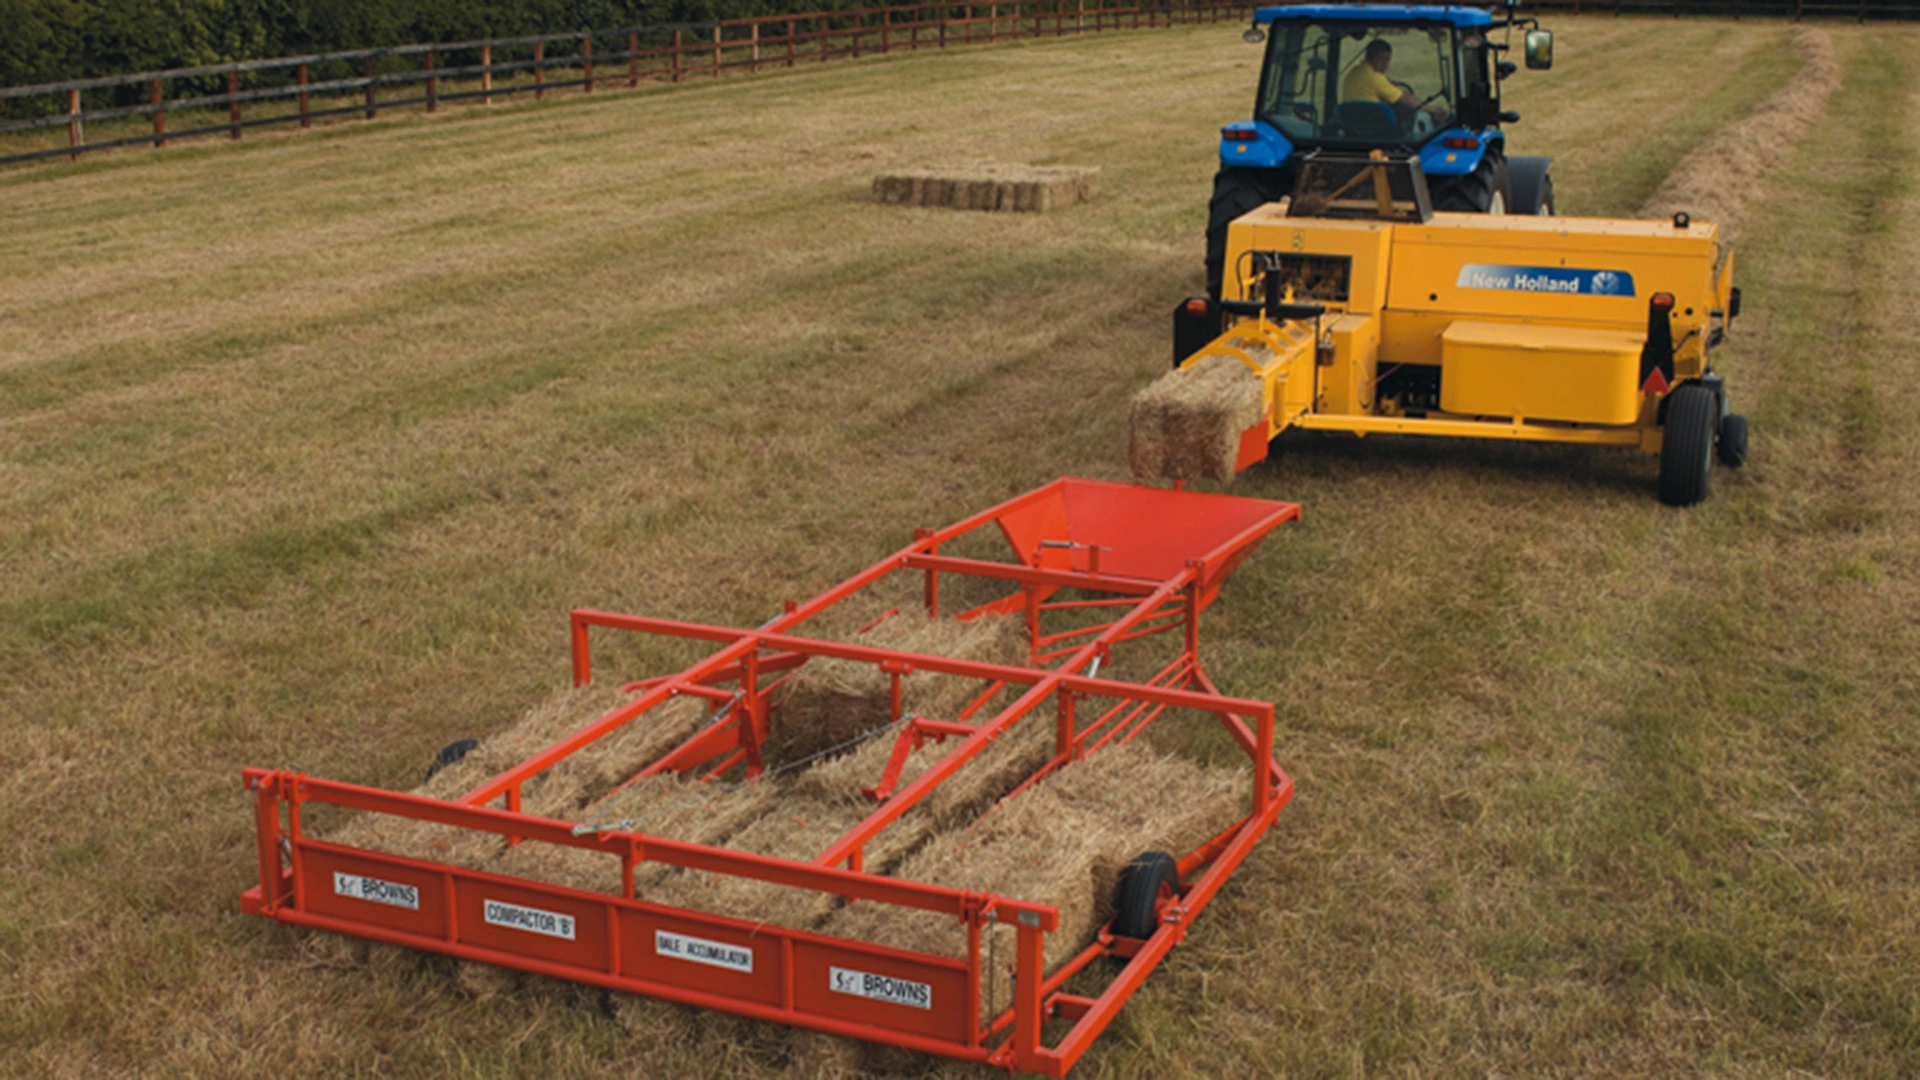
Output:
[1659, 384, 1718, 507]
[425, 738, 480, 783]
[1718, 412, 1749, 468]
[1206, 168, 1287, 300]
[1114, 850, 1180, 939]
[1431, 154, 1511, 214]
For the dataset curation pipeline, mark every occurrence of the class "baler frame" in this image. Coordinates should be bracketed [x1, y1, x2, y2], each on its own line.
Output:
[242, 478, 1297, 1076]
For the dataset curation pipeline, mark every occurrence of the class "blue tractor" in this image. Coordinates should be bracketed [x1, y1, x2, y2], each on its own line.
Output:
[1206, 3, 1558, 299]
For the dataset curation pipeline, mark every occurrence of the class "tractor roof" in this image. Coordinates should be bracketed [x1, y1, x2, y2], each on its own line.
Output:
[1252, 5, 1496, 28]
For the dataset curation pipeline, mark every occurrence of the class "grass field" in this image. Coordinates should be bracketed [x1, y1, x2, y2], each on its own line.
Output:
[3, 15, 1917, 1078]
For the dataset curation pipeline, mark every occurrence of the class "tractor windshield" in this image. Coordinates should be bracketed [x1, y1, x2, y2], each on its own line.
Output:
[1257, 20, 1468, 148]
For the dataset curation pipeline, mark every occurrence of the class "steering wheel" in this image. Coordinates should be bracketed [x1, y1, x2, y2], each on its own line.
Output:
[1292, 103, 1318, 123]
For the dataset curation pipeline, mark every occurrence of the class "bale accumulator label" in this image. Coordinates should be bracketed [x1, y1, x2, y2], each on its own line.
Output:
[1456, 264, 1635, 297]
[655, 930, 753, 974]
[482, 899, 576, 940]
[332, 871, 419, 911]
[829, 966, 933, 1010]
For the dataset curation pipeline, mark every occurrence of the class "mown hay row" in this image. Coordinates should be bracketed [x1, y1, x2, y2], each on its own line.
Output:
[1639, 26, 1838, 239]
[871, 165, 1098, 213]
[818, 738, 1251, 1018]
[767, 612, 1025, 767]
[1128, 352, 1267, 482]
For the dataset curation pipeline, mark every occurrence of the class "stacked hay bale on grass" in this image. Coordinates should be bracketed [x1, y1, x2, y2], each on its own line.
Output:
[1128, 352, 1267, 482]
[872, 164, 1098, 213]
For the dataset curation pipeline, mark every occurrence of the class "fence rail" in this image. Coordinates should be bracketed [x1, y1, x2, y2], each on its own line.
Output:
[0, 0, 1252, 168]
[1516, 0, 1914, 15]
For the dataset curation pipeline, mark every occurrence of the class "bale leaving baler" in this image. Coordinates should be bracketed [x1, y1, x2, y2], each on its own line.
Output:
[241, 478, 1298, 1076]
[1140, 154, 1749, 505]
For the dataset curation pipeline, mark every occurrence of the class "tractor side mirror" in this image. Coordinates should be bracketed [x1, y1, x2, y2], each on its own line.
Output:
[1524, 29, 1554, 70]
[1243, 25, 1266, 44]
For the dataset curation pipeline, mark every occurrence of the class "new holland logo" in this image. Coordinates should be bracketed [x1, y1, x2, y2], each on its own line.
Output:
[1456, 264, 1636, 297]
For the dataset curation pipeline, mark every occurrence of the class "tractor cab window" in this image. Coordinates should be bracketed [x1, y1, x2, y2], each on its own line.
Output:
[1258, 21, 1460, 146]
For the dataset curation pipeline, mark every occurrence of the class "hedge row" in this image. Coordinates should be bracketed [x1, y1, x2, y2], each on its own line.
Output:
[0, 0, 838, 90]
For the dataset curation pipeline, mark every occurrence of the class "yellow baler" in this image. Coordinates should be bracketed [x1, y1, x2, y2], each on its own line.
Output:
[1164, 170, 1746, 506]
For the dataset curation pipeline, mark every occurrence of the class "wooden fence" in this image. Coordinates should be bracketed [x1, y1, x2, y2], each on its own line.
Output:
[0, 0, 1251, 168]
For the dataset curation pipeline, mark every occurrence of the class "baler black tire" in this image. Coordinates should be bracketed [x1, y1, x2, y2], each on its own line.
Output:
[425, 738, 481, 783]
[1206, 168, 1286, 301]
[1114, 850, 1180, 940]
[1718, 412, 1749, 468]
[1507, 156, 1555, 215]
[1432, 154, 1511, 214]
[1659, 384, 1718, 506]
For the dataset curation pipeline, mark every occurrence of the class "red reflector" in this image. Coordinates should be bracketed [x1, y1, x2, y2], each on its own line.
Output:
[1641, 368, 1671, 396]
[1651, 292, 1675, 312]
[1184, 299, 1211, 316]
[1222, 129, 1258, 141]
[1442, 137, 1480, 150]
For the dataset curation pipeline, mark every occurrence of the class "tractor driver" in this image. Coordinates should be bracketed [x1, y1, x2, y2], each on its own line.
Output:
[1341, 39, 1448, 123]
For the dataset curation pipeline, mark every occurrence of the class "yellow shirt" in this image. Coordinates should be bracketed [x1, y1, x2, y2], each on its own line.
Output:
[1342, 63, 1401, 105]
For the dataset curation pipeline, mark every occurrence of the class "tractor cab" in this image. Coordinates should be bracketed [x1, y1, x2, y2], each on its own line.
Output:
[1207, 4, 1555, 298]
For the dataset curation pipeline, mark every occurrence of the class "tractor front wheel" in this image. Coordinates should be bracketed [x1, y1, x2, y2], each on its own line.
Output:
[1114, 850, 1180, 939]
[1206, 168, 1287, 300]
[1432, 154, 1511, 214]
[1659, 384, 1718, 506]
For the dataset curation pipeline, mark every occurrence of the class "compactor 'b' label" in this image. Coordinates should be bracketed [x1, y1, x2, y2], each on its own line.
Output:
[482, 899, 576, 940]
[333, 871, 419, 911]
[829, 966, 933, 1010]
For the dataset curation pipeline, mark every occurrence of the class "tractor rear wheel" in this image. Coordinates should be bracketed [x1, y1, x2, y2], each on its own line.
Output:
[1659, 384, 1718, 506]
[1114, 850, 1180, 939]
[1206, 168, 1287, 300]
[1432, 154, 1511, 214]
[1718, 412, 1749, 468]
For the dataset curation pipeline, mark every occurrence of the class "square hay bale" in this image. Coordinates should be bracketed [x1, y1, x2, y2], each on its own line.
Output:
[817, 738, 1250, 1017]
[766, 612, 1025, 768]
[871, 164, 1099, 213]
[1127, 352, 1267, 482]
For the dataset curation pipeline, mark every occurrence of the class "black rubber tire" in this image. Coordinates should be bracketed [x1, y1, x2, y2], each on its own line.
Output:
[1528, 172, 1556, 216]
[1113, 850, 1180, 940]
[1506, 156, 1555, 216]
[1206, 167, 1287, 301]
[1718, 412, 1749, 468]
[1431, 153, 1512, 214]
[1659, 384, 1718, 506]
[425, 738, 480, 783]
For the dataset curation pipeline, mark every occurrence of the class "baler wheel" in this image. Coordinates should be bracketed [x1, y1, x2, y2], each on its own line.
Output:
[1659, 384, 1718, 506]
[425, 738, 480, 783]
[1717, 413, 1749, 468]
[1114, 850, 1180, 940]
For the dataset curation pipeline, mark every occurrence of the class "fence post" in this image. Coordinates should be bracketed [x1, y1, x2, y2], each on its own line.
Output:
[152, 78, 167, 147]
[712, 24, 722, 76]
[482, 45, 493, 104]
[752, 22, 762, 71]
[990, 3, 998, 41]
[630, 33, 641, 86]
[672, 30, 682, 82]
[227, 69, 241, 139]
[297, 64, 310, 127]
[536, 41, 546, 99]
[427, 48, 439, 111]
[940, 8, 949, 47]
[67, 88, 83, 161]
[788, 19, 797, 66]
[584, 33, 595, 92]
[364, 57, 377, 119]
